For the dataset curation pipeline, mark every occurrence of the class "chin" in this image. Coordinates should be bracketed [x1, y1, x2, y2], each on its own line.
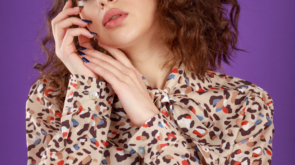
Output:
[99, 29, 141, 48]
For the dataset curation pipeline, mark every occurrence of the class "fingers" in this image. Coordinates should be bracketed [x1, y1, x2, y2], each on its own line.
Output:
[85, 59, 120, 87]
[52, 7, 82, 36]
[84, 55, 124, 84]
[97, 43, 144, 83]
[52, 7, 82, 49]
[62, 28, 95, 49]
[92, 42, 147, 90]
[98, 42, 134, 68]
[79, 50, 124, 76]
[55, 17, 89, 47]
[80, 51, 146, 91]
[52, 1, 94, 53]
[63, 0, 72, 9]
[78, 32, 95, 50]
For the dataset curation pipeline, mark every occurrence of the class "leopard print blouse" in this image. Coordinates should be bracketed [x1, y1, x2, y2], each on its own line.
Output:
[26, 62, 274, 165]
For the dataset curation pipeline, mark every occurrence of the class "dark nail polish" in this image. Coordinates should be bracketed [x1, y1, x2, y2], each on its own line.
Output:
[78, 6, 84, 8]
[66, 0, 68, 2]
[81, 19, 92, 23]
[82, 57, 89, 63]
[93, 38, 99, 42]
[77, 46, 87, 50]
[90, 31, 97, 36]
[77, 50, 85, 56]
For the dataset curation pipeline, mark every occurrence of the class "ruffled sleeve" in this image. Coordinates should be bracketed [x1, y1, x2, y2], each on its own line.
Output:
[25, 74, 115, 165]
[128, 86, 274, 165]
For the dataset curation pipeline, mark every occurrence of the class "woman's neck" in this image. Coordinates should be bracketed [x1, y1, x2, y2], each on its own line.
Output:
[119, 30, 174, 89]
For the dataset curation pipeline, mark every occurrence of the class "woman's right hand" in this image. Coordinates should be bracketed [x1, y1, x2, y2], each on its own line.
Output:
[51, 0, 100, 79]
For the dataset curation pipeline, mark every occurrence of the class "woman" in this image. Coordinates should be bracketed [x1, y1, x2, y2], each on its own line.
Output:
[26, 0, 274, 164]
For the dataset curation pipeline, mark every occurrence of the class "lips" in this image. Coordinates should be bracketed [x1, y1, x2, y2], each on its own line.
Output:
[102, 8, 128, 26]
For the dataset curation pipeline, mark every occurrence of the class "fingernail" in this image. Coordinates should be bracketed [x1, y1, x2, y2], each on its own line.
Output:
[81, 19, 92, 23]
[93, 38, 99, 42]
[66, 0, 68, 2]
[77, 46, 87, 50]
[78, 6, 84, 11]
[82, 57, 90, 63]
[90, 31, 97, 36]
[77, 50, 85, 56]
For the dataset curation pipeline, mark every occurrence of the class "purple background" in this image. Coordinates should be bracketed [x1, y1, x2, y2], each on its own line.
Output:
[0, 0, 293, 164]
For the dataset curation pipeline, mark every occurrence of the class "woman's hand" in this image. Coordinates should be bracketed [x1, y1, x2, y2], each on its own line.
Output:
[79, 42, 160, 127]
[51, 0, 100, 79]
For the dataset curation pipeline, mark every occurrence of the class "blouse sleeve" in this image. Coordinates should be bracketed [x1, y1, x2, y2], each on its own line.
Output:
[128, 87, 274, 165]
[226, 88, 274, 164]
[26, 74, 115, 165]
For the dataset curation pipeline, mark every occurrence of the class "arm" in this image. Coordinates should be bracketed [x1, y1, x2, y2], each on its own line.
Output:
[26, 74, 115, 165]
[226, 88, 274, 164]
[127, 87, 274, 164]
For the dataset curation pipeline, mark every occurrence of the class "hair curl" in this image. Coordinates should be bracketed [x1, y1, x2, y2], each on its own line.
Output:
[31, 0, 247, 114]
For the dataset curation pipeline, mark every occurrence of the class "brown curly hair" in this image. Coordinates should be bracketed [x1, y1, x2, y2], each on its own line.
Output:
[31, 0, 247, 113]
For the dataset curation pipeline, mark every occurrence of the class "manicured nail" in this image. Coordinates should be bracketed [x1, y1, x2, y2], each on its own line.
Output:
[78, 6, 84, 8]
[77, 50, 85, 56]
[66, 0, 68, 2]
[81, 19, 92, 23]
[77, 46, 87, 50]
[82, 57, 89, 63]
[93, 38, 99, 42]
[90, 31, 97, 36]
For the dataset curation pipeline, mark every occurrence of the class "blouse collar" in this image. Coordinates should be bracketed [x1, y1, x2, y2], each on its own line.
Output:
[140, 62, 187, 92]
[140, 62, 196, 108]
[141, 62, 217, 134]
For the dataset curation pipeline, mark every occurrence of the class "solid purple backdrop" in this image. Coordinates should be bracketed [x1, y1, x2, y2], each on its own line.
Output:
[0, 0, 293, 164]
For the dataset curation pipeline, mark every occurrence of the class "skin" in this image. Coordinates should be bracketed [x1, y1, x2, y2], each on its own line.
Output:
[66, 0, 177, 126]
[77, 0, 174, 89]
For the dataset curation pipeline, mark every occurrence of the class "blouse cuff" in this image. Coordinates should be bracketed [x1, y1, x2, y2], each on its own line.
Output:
[38, 74, 115, 164]
[65, 74, 115, 116]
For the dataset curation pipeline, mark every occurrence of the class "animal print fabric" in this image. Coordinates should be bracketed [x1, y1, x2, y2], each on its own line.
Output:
[26, 62, 274, 165]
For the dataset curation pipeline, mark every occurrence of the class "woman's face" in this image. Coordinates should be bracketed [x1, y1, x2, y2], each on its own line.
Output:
[77, 0, 159, 48]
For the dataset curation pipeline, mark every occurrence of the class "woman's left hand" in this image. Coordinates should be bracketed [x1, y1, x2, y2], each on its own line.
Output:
[80, 41, 159, 127]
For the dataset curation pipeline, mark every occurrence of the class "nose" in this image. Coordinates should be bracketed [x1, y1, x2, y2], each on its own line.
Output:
[98, 0, 118, 9]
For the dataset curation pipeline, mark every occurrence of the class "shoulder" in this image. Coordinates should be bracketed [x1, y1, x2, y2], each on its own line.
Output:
[183, 70, 275, 139]
[207, 70, 273, 107]
[26, 77, 60, 112]
[28, 77, 60, 98]
[186, 70, 274, 116]
[202, 71, 275, 141]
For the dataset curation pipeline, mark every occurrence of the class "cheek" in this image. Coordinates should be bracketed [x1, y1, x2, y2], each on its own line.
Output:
[134, 16, 155, 35]
[139, 1, 157, 26]
[78, 5, 101, 31]
[133, 0, 157, 26]
[78, 1, 100, 19]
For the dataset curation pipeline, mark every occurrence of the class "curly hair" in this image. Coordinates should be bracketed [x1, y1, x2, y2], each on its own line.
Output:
[31, 0, 246, 113]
